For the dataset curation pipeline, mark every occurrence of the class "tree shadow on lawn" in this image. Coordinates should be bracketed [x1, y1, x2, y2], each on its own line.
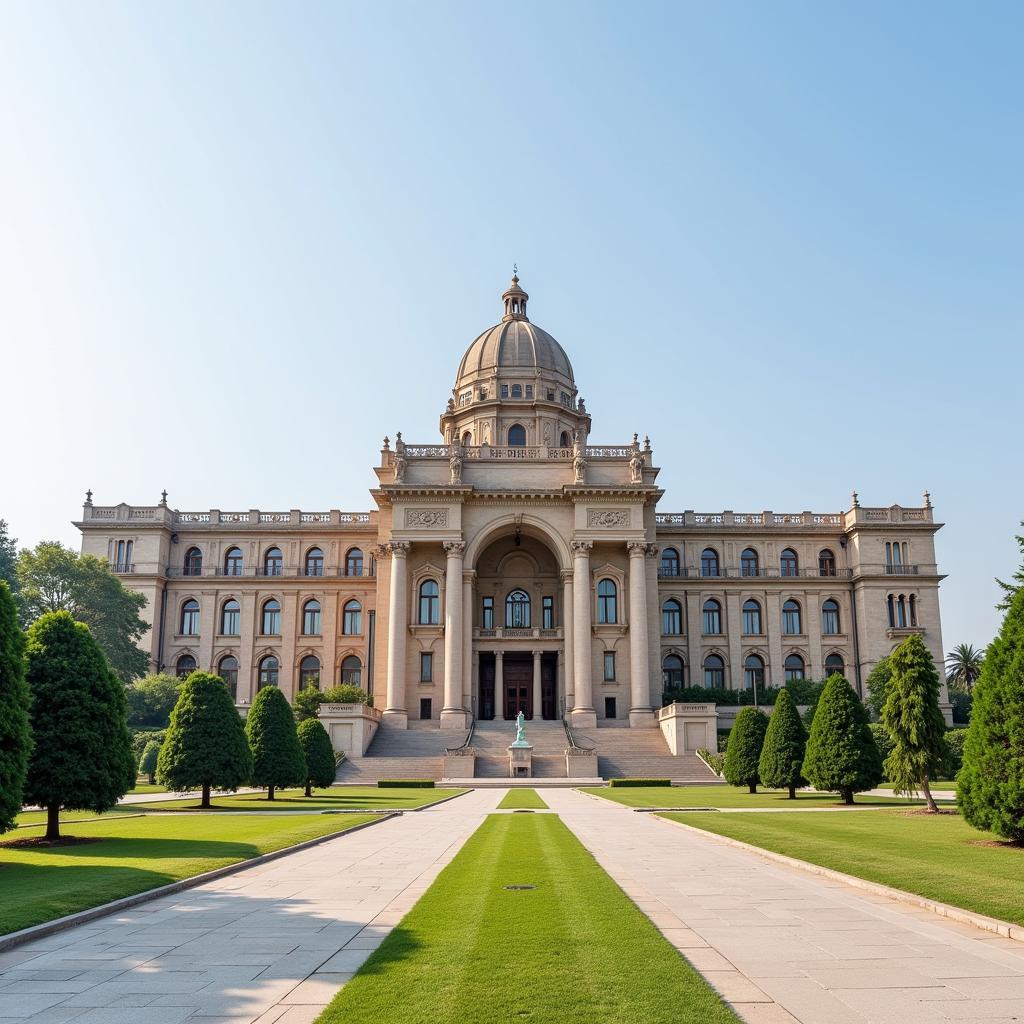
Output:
[148, 791, 431, 810]
[1, 835, 261, 861]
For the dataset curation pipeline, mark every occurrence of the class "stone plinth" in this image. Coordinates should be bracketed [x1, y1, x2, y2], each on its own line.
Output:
[565, 749, 598, 778]
[658, 702, 717, 755]
[508, 743, 533, 778]
[318, 703, 382, 757]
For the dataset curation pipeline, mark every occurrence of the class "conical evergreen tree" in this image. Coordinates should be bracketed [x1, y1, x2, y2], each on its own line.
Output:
[246, 686, 306, 800]
[158, 671, 252, 808]
[0, 580, 31, 834]
[803, 674, 882, 805]
[138, 740, 162, 785]
[297, 718, 337, 797]
[881, 634, 948, 811]
[758, 688, 806, 798]
[23, 612, 135, 839]
[958, 588, 1024, 840]
[723, 707, 769, 793]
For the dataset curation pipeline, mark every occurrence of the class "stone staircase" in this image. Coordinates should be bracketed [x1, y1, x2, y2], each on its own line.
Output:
[577, 725, 723, 785]
[333, 721, 466, 784]
[470, 719, 570, 779]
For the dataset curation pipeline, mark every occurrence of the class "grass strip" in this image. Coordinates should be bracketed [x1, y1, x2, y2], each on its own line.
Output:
[133, 786, 466, 812]
[316, 813, 738, 1024]
[668, 809, 1024, 927]
[496, 788, 548, 809]
[0, 813, 377, 935]
[581, 785, 939, 809]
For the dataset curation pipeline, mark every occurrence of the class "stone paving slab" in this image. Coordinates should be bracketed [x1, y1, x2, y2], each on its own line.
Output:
[0, 789, 501, 1023]
[543, 788, 1024, 1024]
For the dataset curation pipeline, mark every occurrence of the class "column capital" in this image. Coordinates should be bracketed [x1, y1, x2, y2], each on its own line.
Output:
[532, 649, 543, 658]
[570, 540, 593, 555]
[386, 541, 411, 558]
[443, 540, 466, 556]
[559, 569, 574, 584]
[462, 569, 477, 584]
[627, 540, 647, 556]
[495, 650, 504, 662]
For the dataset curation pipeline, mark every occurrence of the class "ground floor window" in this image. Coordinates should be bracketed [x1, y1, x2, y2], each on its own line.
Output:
[604, 696, 617, 719]
[420, 697, 432, 720]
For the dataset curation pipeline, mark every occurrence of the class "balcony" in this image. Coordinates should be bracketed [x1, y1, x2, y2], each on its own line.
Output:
[166, 565, 376, 579]
[473, 627, 564, 641]
[657, 566, 853, 580]
[110, 563, 135, 574]
[885, 565, 919, 575]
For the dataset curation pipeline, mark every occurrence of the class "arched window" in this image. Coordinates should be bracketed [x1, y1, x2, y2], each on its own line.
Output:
[742, 599, 762, 635]
[781, 548, 799, 577]
[703, 654, 725, 688]
[596, 579, 617, 624]
[462, 431, 472, 447]
[341, 655, 362, 686]
[662, 654, 684, 688]
[782, 599, 802, 635]
[258, 655, 279, 690]
[660, 547, 680, 577]
[887, 594, 896, 628]
[744, 654, 765, 690]
[511, 384, 523, 398]
[700, 548, 720, 577]
[818, 548, 836, 576]
[821, 599, 840, 635]
[662, 599, 682, 635]
[740, 548, 759, 577]
[345, 548, 364, 577]
[220, 599, 240, 635]
[183, 547, 203, 576]
[302, 599, 321, 635]
[896, 595, 907, 628]
[217, 655, 238, 699]
[784, 653, 805, 681]
[559, 431, 570, 448]
[305, 548, 324, 577]
[419, 580, 439, 624]
[702, 598, 722, 634]
[261, 598, 281, 635]
[824, 653, 845, 678]
[299, 655, 321, 691]
[175, 653, 197, 678]
[343, 599, 362, 635]
[180, 599, 200, 636]
[505, 589, 531, 628]
[264, 547, 283, 577]
[508, 424, 527, 447]
[224, 547, 243, 577]
[909, 594, 918, 626]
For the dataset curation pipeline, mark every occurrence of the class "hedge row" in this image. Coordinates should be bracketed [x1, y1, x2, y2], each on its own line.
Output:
[608, 778, 671, 788]
[377, 779, 435, 788]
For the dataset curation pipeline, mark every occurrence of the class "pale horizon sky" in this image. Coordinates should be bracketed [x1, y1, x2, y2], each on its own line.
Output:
[1, 2, 1021, 653]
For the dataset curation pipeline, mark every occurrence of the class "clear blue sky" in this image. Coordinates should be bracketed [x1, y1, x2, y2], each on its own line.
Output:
[2, 2, 1021, 653]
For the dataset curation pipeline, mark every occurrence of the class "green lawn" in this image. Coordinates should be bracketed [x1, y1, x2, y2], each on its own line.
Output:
[0, 813, 379, 935]
[669, 809, 1024, 926]
[873, 780, 955, 791]
[128, 781, 170, 794]
[316, 814, 738, 1024]
[496, 788, 548, 809]
[134, 787, 467, 812]
[581, 785, 939, 809]
[15, 808, 139, 828]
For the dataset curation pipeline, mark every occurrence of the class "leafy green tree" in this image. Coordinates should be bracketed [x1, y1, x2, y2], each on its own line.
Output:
[139, 740, 162, 785]
[0, 520, 21, 613]
[881, 635, 948, 811]
[723, 707, 769, 793]
[294, 683, 371, 722]
[945, 643, 984, 695]
[864, 656, 893, 720]
[125, 673, 182, 729]
[16, 542, 149, 682]
[0, 580, 31, 834]
[130, 728, 166, 763]
[23, 612, 135, 839]
[995, 522, 1024, 609]
[868, 722, 893, 776]
[246, 686, 306, 800]
[758, 688, 806, 798]
[803, 674, 883, 804]
[958, 588, 1024, 840]
[157, 671, 252, 808]
[297, 719, 336, 796]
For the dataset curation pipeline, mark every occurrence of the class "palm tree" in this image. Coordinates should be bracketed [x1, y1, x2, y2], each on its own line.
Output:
[945, 643, 984, 694]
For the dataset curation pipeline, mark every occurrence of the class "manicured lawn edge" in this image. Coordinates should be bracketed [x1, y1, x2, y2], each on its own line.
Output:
[405, 788, 471, 811]
[658, 815, 1024, 945]
[15, 813, 147, 830]
[0, 812, 399, 953]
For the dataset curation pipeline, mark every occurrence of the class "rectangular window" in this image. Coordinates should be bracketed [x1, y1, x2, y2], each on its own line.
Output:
[603, 651, 616, 681]
[501, 384, 509, 398]
[546, 390, 555, 401]
[542, 596, 554, 629]
[525, 385, 533, 399]
[560, 391, 571, 407]
[481, 596, 494, 630]
[459, 390, 471, 407]
[604, 696, 617, 719]
[419, 697, 432, 720]
[420, 652, 433, 682]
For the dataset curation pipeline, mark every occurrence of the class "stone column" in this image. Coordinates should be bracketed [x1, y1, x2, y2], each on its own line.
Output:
[532, 649, 543, 720]
[441, 541, 468, 729]
[570, 541, 596, 727]
[627, 542, 656, 727]
[462, 571, 474, 715]
[383, 541, 410, 727]
[495, 650, 504, 718]
[561, 569, 574, 716]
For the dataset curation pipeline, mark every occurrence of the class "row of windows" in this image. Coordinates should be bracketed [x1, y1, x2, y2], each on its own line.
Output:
[659, 547, 838, 578]
[887, 593, 919, 628]
[662, 651, 846, 688]
[114, 540, 134, 570]
[458, 427, 573, 449]
[479, 592, 557, 630]
[174, 652, 363, 691]
[179, 598, 363, 637]
[417, 580, 619, 626]
[183, 546, 366, 578]
[661, 598, 842, 636]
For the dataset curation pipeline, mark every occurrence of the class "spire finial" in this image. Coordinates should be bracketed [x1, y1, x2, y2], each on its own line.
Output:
[501, 271, 529, 322]
[923, 490, 932, 508]
[160, 489, 168, 506]
[851, 490, 860, 508]
[85, 488, 93, 505]
[513, 262, 518, 278]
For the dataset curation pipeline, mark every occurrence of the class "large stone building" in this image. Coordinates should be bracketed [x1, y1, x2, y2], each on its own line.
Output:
[77, 276, 951, 734]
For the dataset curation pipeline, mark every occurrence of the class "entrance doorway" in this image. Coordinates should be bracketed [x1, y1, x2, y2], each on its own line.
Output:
[503, 656, 532, 719]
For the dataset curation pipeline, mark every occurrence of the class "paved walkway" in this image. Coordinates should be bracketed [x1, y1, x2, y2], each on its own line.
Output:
[0, 789, 501, 1023]
[545, 788, 1024, 1024]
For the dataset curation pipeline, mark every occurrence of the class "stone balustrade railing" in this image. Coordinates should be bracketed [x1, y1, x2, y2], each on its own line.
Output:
[82, 506, 373, 527]
[655, 506, 934, 529]
[399, 443, 639, 461]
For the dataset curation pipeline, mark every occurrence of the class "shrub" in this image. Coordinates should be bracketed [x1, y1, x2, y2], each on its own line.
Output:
[138, 740, 161, 785]
[124, 673, 182, 729]
[378, 779, 435, 788]
[717, 729, 731, 753]
[294, 684, 372, 723]
[23, 611, 135, 839]
[158, 671, 252, 808]
[130, 728, 166, 763]
[865, 657, 893, 720]
[697, 749, 725, 776]
[723, 707, 769, 793]
[942, 728, 967, 778]
[0, 580, 31, 834]
[297, 719, 337, 796]
[607, 778, 671, 788]
[803, 675, 882, 804]
[246, 686, 306, 800]
[758, 689, 806, 798]
[868, 722, 893, 776]
[959, 589, 1024, 841]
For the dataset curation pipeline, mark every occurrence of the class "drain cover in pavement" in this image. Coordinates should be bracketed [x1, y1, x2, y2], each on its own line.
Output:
[503, 884, 537, 891]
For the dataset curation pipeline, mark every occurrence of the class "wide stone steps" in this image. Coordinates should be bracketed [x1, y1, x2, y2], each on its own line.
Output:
[596, 753, 722, 785]
[473, 752, 568, 779]
[335, 755, 444, 784]
[471, 720, 569, 756]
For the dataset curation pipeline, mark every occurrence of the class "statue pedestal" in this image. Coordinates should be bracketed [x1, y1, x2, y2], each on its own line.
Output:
[508, 743, 533, 779]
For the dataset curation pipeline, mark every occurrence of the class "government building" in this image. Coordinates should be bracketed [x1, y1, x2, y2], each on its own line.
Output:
[76, 275, 951, 767]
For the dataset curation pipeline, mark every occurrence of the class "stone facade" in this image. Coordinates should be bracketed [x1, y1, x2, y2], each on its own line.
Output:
[76, 277, 951, 724]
